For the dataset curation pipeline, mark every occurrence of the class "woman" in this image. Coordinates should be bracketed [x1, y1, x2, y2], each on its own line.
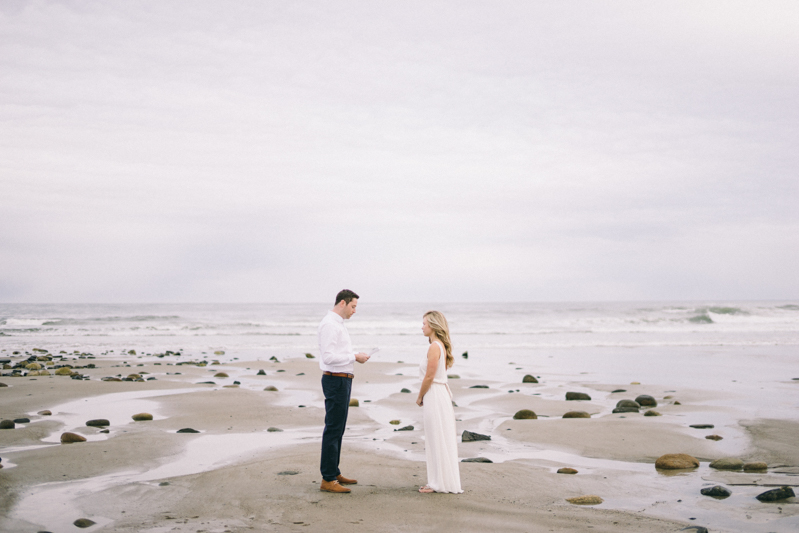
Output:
[416, 310, 463, 494]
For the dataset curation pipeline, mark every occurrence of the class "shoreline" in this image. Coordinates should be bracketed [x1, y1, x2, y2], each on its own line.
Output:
[2, 350, 798, 532]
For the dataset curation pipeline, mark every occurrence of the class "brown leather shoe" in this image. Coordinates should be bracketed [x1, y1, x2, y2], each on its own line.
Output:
[336, 474, 357, 485]
[320, 480, 351, 493]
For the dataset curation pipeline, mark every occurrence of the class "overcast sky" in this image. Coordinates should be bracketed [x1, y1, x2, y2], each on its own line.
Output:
[2, 1, 797, 303]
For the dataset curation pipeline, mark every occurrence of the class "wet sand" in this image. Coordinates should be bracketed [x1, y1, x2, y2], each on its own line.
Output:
[1, 352, 798, 532]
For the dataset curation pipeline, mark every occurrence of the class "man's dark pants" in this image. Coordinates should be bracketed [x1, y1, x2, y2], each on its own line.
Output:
[320, 374, 352, 481]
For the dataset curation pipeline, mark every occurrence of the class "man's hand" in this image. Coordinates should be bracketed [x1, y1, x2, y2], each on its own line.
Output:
[355, 352, 370, 364]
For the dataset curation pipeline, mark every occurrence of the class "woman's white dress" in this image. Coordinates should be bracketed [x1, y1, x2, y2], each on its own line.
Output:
[419, 340, 463, 493]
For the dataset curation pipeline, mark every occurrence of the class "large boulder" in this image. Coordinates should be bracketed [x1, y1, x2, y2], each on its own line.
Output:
[655, 454, 699, 470]
[0, 420, 15, 430]
[756, 486, 795, 502]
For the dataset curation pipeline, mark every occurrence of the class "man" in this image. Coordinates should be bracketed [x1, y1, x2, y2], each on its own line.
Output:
[318, 289, 370, 493]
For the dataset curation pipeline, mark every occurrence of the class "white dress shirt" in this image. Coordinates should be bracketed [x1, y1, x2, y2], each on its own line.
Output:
[318, 310, 355, 373]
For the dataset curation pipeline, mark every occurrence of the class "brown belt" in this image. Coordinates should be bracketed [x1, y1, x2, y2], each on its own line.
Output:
[323, 371, 354, 379]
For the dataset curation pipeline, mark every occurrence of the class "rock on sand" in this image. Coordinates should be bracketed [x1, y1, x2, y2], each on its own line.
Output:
[635, 394, 657, 407]
[522, 375, 538, 383]
[462, 430, 490, 442]
[710, 457, 744, 470]
[132, 413, 154, 421]
[86, 419, 110, 427]
[565, 392, 591, 401]
[557, 468, 578, 474]
[566, 495, 603, 505]
[743, 462, 768, 471]
[61, 432, 87, 444]
[655, 454, 699, 470]
[562, 411, 590, 418]
[513, 409, 537, 419]
[700, 485, 731, 498]
[756, 486, 795, 502]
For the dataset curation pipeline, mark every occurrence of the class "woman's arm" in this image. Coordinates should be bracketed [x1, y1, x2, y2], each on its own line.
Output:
[416, 342, 441, 406]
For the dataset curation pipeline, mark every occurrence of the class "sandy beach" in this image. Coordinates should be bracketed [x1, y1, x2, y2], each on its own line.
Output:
[2, 346, 798, 533]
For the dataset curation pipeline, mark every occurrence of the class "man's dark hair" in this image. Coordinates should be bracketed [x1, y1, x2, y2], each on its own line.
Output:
[335, 289, 359, 305]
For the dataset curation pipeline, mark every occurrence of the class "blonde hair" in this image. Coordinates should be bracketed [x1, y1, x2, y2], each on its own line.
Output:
[424, 310, 454, 369]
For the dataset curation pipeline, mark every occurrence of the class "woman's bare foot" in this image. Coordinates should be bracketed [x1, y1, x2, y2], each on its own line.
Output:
[419, 485, 435, 493]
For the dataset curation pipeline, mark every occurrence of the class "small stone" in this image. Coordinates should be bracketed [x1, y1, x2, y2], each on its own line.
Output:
[394, 425, 414, 431]
[264, 386, 278, 391]
[470, 385, 489, 389]
[13, 417, 30, 424]
[349, 398, 359, 407]
[269, 356, 279, 362]
[257, 369, 266, 375]
[400, 388, 411, 393]
[159, 481, 170, 486]
[674, 401, 682, 405]
[630, 381, 640, 385]
[700, 485, 731, 498]
[38, 410, 52, 416]
[267, 427, 283, 432]
[513, 409, 537, 420]
[680, 527, 709, 533]
[690, 424, 714, 429]
[562, 411, 590, 419]
[565, 392, 591, 401]
[755, 486, 795, 502]
[214, 350, 225, 355]
[389, 420, 401, 425]
[612, 406, 639, 413]
[710, 457, 743, 470]
[462, 430, 490, 442]
[213, 372, 229, 378]
[644, 410, 662, 416]
[557, 468, 578, 474]
[566, 495, 603, 505]
[86, 419, 110, 427]
[461, 457, 493, 463]
[522, 375, 538, 383]
[447, 374, 460, 379]
[132, 413, 153, 421]
[55, 367, 73, 376]
[705, 434, 723, 441]
[61, 432, 87, 443]
[305, 353, 315, 358]
[177, 428, 200, 433]
[462, 351, 468, 359]
[743, 462, 768, 471]
[616, 399, 640, 409]
[74, 518, 96, 528]
[655, 454, 699, 470]
[0, 420, 15, 429]
[101, 376, 122, 381]
[611, 389, 626, 393]
[635, 394, 657, 407]
[278, 470, 299, 475]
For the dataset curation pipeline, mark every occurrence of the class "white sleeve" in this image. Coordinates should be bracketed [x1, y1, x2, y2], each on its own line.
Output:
[319, 323, 356, 367]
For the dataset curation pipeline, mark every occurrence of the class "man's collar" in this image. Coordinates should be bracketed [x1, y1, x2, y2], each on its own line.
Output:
[328, 310, 344, 323]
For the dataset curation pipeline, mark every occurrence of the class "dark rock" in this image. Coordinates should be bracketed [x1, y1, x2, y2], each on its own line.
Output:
[743, 462, 768, 471]
[462, 351, 468, 359]
[269, 356, 279, 362]
[755, 486, 795, 502]
[257, 369, 266, 375]
[99, 429, 109, 433]
[705, 435, 723, 441]
[177, 428, 200, 433]
[680, 527, 709, 533]
[86, 419, 110, 427]
[400, 388, 411, 393]
[394, 425, 414, 431]
[0, 382, 7, 387]
[462, 430, 490, 442]
[562, 411, 590, 419]
[264, 385, 278, 391]
[655, 454, 699, 469]
[38, 410, 52, 415]
[0, 420, 15, 429]
[701, 485, 731, 498]
[447, 374, 460, 379]
[557, 467, 578, 474]
[462, 457, 493, 463]
[305, 353, 315, 358]
[690, 424, 714, 429]
[198, 381, 216, 384]
[611, 389, 626, 393]
[349, 398, 359, 407]
[635, 394, 657, 407]
[612, 406, 639, 413]
[513, 409, 537, 420]
[213, 372, 229, 378]
[132, 413, 153, 421]
[522, 375, 538, 383]
[61, 432, 87, 444]
[295, 373, 304, 376]
[470, 385, 489, 389]
[710, 457, 743, 470]
[74, 518, 96, 528]
[278, 470, 300, 476]
[566, 495, 603, 505]
[644, 410, 662, 416]
[159, 481, 170, 486]
[267, 427, 283, 432]
[616, 399, 640, 409]
[565, 392, 591, 401]
[13, 417, 30, 424]
[101, 376, 122, 382]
